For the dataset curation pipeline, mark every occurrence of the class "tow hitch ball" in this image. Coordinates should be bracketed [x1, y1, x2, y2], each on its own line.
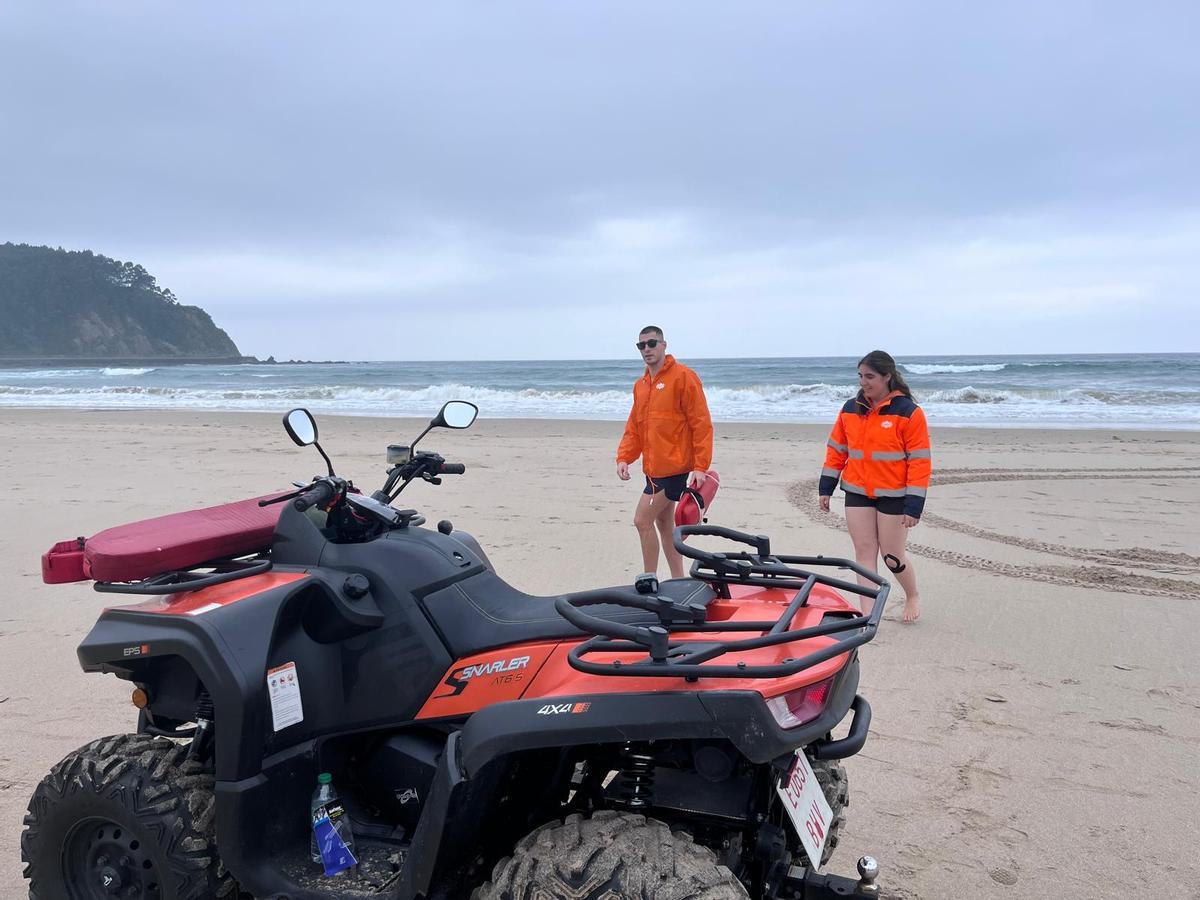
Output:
[780, 856, 880, 898]
[857, 857, 880, 893]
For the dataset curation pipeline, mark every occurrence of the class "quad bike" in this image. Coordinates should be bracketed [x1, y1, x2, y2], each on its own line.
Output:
[25, 402, 888, 899]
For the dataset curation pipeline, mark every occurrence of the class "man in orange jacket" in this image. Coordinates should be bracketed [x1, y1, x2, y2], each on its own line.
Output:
[616, 326, 714, 579]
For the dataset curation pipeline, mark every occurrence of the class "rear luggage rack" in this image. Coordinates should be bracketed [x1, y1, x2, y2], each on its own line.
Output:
[556, 525, 887, 680]
[93, 557, 272, 595]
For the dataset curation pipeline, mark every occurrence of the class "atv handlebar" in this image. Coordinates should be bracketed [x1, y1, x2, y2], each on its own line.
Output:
[294, 477, 341, 512]
[438, 462, 466, 475]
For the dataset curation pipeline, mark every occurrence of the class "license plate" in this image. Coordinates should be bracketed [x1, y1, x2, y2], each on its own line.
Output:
[775, 750, 833, 869]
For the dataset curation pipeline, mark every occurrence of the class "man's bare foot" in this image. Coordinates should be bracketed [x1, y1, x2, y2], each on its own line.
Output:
[902, 595, 921, 623]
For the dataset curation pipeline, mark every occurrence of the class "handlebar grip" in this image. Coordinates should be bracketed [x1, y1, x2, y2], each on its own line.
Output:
[294, 480, 336, 512]
[439, 462, 466, 475]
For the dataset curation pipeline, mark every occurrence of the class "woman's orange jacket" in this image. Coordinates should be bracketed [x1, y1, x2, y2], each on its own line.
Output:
[616, 355, 713, 478]
[819, 390, 931, 518]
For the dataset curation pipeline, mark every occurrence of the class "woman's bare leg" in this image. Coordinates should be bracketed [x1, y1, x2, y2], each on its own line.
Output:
[876, 511, 921, 622]
[844, 506, 880, 614]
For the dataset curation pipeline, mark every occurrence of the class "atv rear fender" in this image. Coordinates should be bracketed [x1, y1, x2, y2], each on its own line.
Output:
[399, 662, 871, 900]
[457, 655, 862, 776]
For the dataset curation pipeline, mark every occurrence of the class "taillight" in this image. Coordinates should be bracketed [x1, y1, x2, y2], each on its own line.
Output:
[765, 677, 834, 729]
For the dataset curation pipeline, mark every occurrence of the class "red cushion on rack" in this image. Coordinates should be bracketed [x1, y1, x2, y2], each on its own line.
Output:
[42, 493, 287, 585]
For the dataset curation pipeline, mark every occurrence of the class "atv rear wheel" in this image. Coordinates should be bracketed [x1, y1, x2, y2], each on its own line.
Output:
[473, 810, 749, 900]
[806, 758, 849, 867]
[21, 733, 236, 900]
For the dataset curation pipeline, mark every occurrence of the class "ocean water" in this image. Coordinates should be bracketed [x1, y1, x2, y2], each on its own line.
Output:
[1, 354, 1197, 429]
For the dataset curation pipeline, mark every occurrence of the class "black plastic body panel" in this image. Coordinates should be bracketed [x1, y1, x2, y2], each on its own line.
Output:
[78, 504, 493, 781]
[359, 730, 446, 834]
[394, 732, 464, 900]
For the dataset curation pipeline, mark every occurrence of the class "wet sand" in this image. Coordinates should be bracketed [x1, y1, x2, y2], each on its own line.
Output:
[1, 410, 1197, 897]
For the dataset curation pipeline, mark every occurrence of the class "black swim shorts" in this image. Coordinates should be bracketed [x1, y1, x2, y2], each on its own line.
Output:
[644, 472, 689, 501]
[844, 492, 905, 516]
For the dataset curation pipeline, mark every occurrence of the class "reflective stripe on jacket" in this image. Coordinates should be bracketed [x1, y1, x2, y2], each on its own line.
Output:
[616, 355, 714, 478]
[819, 390, 931, 518]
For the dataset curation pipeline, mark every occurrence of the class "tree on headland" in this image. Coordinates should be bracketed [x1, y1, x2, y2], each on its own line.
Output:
[0, 243, 242, 359]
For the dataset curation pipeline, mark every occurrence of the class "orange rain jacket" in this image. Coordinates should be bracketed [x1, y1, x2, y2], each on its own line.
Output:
[819, 390, 931, 518]
[616, 355, 714, 479]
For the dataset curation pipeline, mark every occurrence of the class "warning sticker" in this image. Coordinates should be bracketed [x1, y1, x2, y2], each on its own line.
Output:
[267, 662, 304, 731]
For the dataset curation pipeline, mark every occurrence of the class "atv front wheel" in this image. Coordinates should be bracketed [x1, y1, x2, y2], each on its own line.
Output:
[473, 810, 749, 900]
[21, 733, 236, 900]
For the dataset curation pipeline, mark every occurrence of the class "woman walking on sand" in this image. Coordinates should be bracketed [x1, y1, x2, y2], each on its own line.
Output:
[818, 350, 930, 622]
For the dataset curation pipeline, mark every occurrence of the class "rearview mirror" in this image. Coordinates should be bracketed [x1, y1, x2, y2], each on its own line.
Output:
[433, 400, 478, 430]
[283, 408, 318, 446]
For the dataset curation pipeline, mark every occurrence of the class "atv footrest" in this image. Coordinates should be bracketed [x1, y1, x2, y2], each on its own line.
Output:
[276, 839, 406, 896]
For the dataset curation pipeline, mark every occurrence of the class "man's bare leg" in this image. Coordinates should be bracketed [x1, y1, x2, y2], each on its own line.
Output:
[654, 498, 685, 579]
[633, 491, 662, 574]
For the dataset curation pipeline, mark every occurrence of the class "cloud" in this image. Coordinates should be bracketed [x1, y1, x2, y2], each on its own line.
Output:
[156, 240, 493, 301]
[151, 209, 1196, 360]
[591, 215, 694, 253]
[0, 1, 1197, 358]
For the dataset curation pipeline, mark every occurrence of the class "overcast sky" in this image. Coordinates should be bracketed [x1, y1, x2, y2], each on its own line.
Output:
[2, 2, 1197, 360]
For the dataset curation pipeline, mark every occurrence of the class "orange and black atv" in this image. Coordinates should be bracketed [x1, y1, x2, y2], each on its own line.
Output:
[25, 402, 887, 900]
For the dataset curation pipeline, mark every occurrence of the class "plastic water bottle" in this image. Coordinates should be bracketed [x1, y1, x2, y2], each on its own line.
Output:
[310, 772, 356, 867]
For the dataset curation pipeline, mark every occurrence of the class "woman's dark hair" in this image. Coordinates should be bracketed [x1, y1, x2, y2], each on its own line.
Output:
[858, 350, 913, 398]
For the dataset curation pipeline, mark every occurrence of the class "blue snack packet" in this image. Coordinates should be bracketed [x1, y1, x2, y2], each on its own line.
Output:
[313, 811, 358, 876]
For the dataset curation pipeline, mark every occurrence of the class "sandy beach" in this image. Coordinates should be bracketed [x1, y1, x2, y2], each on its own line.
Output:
[1, 409, 1197, 898]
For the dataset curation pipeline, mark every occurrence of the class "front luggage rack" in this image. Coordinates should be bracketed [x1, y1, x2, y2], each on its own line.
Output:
[93, 557, 272, 595]
[555, 525, 887, 680]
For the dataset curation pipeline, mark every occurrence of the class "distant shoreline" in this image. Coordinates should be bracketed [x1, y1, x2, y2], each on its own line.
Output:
[0, 356, 252, 368]
[2, 353, 1196, 368]
[0, 356, 348, 368]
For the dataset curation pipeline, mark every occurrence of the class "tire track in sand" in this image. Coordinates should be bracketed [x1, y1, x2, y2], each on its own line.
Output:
[785, 468, 1200, 600]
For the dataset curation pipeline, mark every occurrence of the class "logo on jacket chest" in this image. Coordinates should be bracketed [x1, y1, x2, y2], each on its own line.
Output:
[880, 421, 893, 429]
[656, 382, 665, 390]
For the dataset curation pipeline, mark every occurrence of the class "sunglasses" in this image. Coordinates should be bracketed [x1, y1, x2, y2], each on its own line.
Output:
[635, 339, 662, 350]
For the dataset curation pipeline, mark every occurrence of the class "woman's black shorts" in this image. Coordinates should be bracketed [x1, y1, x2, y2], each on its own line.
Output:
[844, 492, 904, 516]
[644, 472, 689, 501]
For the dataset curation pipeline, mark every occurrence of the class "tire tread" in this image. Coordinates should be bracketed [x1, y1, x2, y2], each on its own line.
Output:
[21, 733, 237, 900]
[473, 810, 749, 900]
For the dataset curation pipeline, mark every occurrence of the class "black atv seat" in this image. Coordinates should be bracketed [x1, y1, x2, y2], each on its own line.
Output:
[418, 570, 717, 659]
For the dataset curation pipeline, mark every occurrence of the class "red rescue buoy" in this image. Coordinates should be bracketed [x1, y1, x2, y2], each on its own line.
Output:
[674, 469, 720, 531]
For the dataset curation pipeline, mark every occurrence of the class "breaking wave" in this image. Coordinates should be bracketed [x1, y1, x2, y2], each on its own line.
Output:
[1, 353, 1195, 428]
[902, 363, 1007, 375]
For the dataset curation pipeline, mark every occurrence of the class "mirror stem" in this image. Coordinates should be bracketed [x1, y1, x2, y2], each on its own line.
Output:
[314, 441, 335, 477]
[409, 422, 434, 454]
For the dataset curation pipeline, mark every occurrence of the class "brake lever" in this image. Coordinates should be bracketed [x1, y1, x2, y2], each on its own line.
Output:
[259, 478, 332, 507]
[259, 488, 305, 507]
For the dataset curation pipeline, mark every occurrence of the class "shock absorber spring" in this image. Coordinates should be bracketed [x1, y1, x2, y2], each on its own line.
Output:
[616, 744, 656, 809]
[187, 690, 215, 762]
[196, 691, 214, 722]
